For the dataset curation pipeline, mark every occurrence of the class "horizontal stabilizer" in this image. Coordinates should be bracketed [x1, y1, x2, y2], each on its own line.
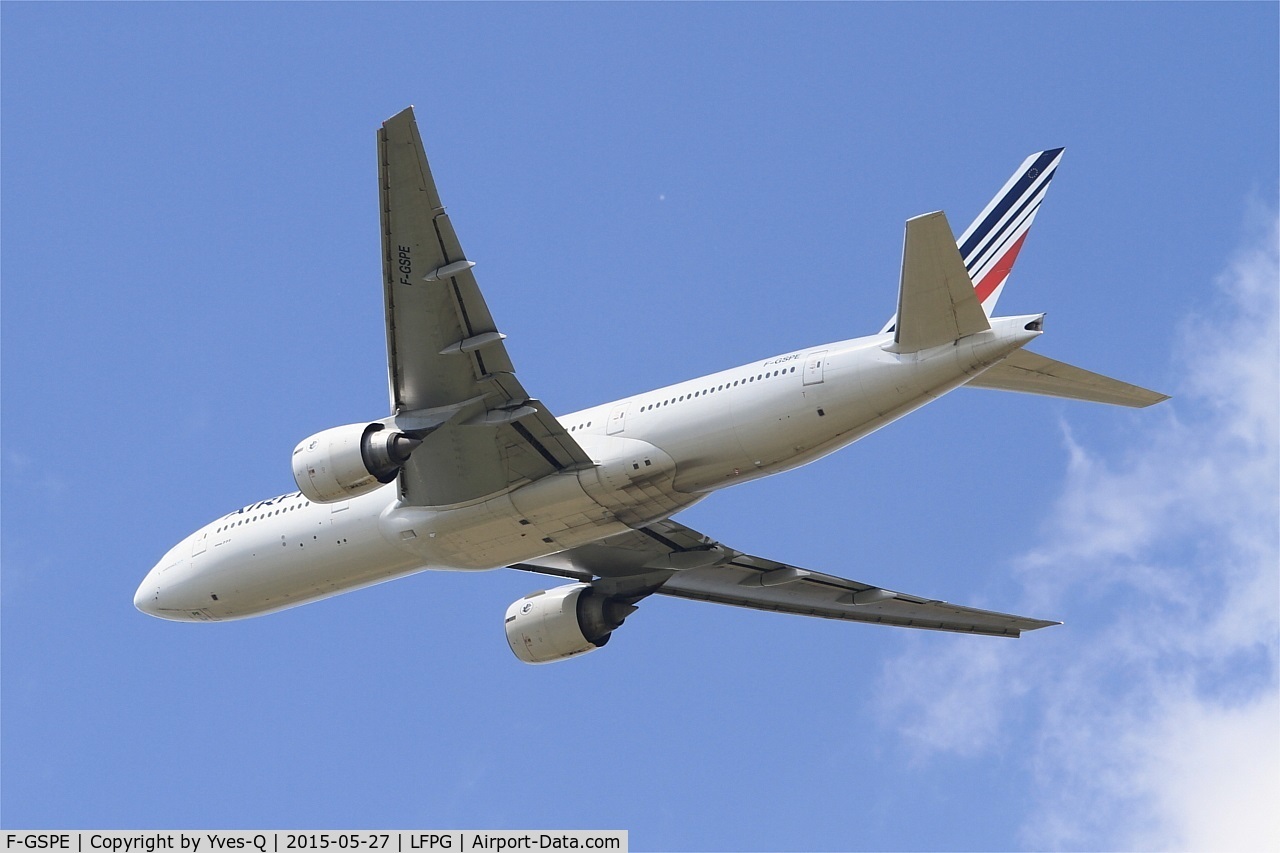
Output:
[967, 349, 1169, 407]
[892, 212, 991, 353]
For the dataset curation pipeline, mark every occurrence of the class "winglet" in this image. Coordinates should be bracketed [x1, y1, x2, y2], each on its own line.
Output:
[889, 211, 991, 353]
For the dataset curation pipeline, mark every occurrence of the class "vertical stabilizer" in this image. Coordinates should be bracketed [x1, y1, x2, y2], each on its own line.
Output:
[882, 148, 1064, 334]
[958, 147, 1065, 316]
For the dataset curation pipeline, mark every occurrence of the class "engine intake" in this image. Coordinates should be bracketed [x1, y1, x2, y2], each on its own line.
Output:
[504, 583, 638, 665]
[291, 422, 422, 503]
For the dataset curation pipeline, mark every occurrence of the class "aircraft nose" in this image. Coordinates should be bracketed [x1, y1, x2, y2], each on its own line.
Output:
[133, 554, 217, 622]
[134, 572, 162, 616]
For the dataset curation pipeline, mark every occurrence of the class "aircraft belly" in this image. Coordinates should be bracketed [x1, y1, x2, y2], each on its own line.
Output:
[717, 340, 1001, 480]
[382, 471, 636, 571]
[636, 379, 764, 494]
[574, 434, 701, 526]
[151, 492, 422, 620]
[730, 384, 842, 479]
[797, 335, 1017, 459]
[711, 351, 858, 483]
[215, 538, 420, 617]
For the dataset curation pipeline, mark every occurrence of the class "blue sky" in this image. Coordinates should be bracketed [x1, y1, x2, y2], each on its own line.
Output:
[3, 4, 1277, 849]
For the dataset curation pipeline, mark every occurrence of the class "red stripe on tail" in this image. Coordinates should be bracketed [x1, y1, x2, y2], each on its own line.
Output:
[974, 231, 1029, 304]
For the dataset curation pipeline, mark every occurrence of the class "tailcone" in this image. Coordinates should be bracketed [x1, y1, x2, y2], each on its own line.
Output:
[961, 313, 1046, 370]
[991, 313, 1046, 348]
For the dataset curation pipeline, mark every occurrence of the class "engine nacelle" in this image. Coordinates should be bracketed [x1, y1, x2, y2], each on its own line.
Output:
[504, 583, 638, 665]
[291, 422, 422, 503]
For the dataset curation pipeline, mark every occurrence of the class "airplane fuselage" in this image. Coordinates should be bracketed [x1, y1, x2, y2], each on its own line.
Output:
[136, 316, 1041, 622]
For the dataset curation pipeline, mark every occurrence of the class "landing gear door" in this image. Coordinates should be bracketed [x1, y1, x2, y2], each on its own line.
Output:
[803, 350, 828, 386]
[606, 403, 629, 435]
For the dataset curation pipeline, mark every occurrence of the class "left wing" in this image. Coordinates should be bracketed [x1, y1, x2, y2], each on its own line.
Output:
[512, 519, 1059, 638]
[379, 107, 590, 506]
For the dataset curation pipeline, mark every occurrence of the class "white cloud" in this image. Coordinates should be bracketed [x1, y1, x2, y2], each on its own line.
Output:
[877, 207, 1280, 850]
[1121, 689, 1280, 852]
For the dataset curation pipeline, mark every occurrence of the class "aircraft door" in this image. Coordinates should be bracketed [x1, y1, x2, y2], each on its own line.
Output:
[606, 403, 629, 435]
[803, 350, 828, 386]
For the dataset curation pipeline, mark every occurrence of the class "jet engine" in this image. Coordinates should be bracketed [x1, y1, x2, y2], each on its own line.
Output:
[504, 583, 639, 664]
[291, 422, 422, 503]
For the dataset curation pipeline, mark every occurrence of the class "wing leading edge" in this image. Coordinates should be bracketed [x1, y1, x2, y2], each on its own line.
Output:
[512, 519, 1059, 638]
[378, 107, 590, 506]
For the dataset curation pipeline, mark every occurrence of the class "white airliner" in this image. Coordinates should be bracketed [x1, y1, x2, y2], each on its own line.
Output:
[135, 107, 1168, 663]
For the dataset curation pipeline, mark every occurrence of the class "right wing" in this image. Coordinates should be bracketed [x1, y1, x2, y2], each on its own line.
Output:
[378, 107, 590, 506]
[967, 349, 1170, 408]
[512, 519, 1058, 638]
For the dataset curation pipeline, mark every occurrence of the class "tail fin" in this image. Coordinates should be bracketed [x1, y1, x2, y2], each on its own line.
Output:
[959, 147, 1065, 316]
[881, 148, 1064, 334]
